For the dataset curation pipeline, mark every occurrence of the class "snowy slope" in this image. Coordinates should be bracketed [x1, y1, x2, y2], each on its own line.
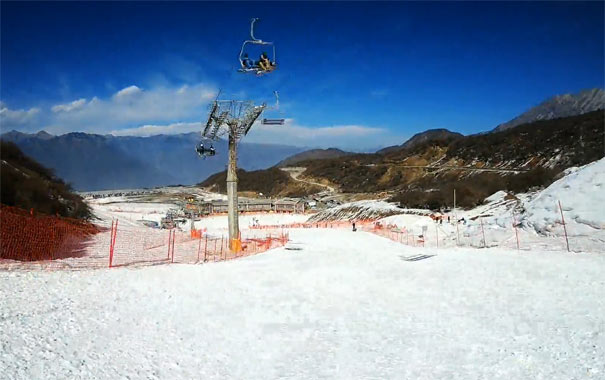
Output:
[1, 229, 604, 379]
[522, 158, 605, 240]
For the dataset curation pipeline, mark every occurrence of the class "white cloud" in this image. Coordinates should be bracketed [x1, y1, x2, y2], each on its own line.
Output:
[246, 119, 401, 151]
[2, 85, 402, 150]
[110, 122, 201, 137]
[51, 98, 87, 113]
[105, 117, 399, 151]
[113, 85, 142, 100]
[43, 83, 217, 134]
[0, 102, 40, 129]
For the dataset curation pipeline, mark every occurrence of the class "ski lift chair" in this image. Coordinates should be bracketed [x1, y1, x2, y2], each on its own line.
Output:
[237, 18, 277, 76]
[195, 142, 216, 158]
[261, 118, 285, 125]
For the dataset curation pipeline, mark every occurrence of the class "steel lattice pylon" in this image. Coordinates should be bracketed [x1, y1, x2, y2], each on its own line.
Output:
[201, 98, 267, 251]
[202, 100, 266, 142]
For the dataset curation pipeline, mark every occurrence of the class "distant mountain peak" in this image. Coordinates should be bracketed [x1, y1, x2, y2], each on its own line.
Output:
[377, 128, 463, 154]
[35, 130, 54, 139]
[276, 148, 353, 167]
[494, 88, 605, 132]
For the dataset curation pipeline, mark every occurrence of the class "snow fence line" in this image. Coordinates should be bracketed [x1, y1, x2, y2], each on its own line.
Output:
[0, 215, 288, 271]
[248, 205, 580, 252]
[107, 220, 289, 268]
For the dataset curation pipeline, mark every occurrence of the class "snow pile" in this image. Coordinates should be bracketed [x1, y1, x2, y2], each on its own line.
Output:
[307, 200, 414, 222]
[522, 158, 605, 241]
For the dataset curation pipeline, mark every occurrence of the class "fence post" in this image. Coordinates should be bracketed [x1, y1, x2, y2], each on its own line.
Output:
[171, 230, 176, 263]
[109, 219, 115, 268]
[220, 236, 224, 261]
[456, 222, 460, 246]
[167, 229, 172, 259]
[197, 235, 202, 263]
[203, 235, 208, 262]
[513, 214, 520, 251]
[480, 218, 486, 248]
[558, 200, 570, 252]
[112, 219, 118, 263]
[436, 224, 439, 248]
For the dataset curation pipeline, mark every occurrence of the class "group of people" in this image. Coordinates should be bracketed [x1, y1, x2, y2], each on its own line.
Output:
[196, 143, 215, 157]
[241, 52, 275, 72]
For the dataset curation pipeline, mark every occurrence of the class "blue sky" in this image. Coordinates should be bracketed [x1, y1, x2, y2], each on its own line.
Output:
[1, 1, 603, 150]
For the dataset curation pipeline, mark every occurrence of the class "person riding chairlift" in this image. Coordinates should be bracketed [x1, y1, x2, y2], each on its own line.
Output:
[258, 52, 275, 72]
[241, 53, 256, 69]
[196, 143, 215, 156]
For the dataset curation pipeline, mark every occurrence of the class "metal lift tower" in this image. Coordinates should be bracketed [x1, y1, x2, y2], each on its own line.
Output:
[202, 99, 266, 249]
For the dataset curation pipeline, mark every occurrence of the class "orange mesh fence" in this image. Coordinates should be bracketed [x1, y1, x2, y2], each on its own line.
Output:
[108, 226, 289, 267]
[0, 205, 101, 262]
[248, 212, 580, 252]
[361, 217, 575, 252]
[1, 213, 288, 270]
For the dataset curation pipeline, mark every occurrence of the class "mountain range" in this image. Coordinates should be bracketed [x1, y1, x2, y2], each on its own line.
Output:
[1, 88, 603, 192]
[207, 110, 602, 209]
[493, 88, 604, 132]
[0, 131, 305, 191]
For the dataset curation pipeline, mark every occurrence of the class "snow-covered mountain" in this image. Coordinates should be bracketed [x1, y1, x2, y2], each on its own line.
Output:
[493, 88, 605, 132]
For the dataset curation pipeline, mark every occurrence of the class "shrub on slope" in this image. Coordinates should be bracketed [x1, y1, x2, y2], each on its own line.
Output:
[0, 140, 91, 219]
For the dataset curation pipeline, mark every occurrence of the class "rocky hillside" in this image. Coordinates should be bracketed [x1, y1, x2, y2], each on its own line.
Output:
[198, 168, 323, 198]
[377, 129, 463, 154]
[0, 140, 91, 218]
[276, 148, 353, 167]
[493, 88, 604, 132]
[298, 110, 604, 208]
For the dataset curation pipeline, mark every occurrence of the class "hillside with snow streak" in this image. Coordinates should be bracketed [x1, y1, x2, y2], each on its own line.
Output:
[522, 157, 605, 242]
[307, 200, 427, 222]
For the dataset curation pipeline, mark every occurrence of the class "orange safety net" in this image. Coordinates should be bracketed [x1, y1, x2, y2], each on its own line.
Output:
[0, 205, 101, 261]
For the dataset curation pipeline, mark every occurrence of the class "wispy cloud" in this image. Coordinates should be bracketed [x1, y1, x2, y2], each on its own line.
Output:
[37, 83, 217, 134]
[105, 117, 401, 150]
[1, 86, 402, 150]
[0, 102, 41, 130]
[51, 98, 87, 113]
[110, 122, 201, 136]
[246, 119, 401, 151]
[113, 85, 142, 100]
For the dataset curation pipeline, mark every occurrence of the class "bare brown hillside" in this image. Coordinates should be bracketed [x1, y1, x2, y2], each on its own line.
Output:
[300, 111, 604, 208]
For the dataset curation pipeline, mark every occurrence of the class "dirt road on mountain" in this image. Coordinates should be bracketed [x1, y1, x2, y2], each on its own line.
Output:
[280, 167, 336, 193]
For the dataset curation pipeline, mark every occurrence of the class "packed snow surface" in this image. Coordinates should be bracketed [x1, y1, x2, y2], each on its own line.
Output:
[523, 158, 605, 238]
[2, 228, 604, 379]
